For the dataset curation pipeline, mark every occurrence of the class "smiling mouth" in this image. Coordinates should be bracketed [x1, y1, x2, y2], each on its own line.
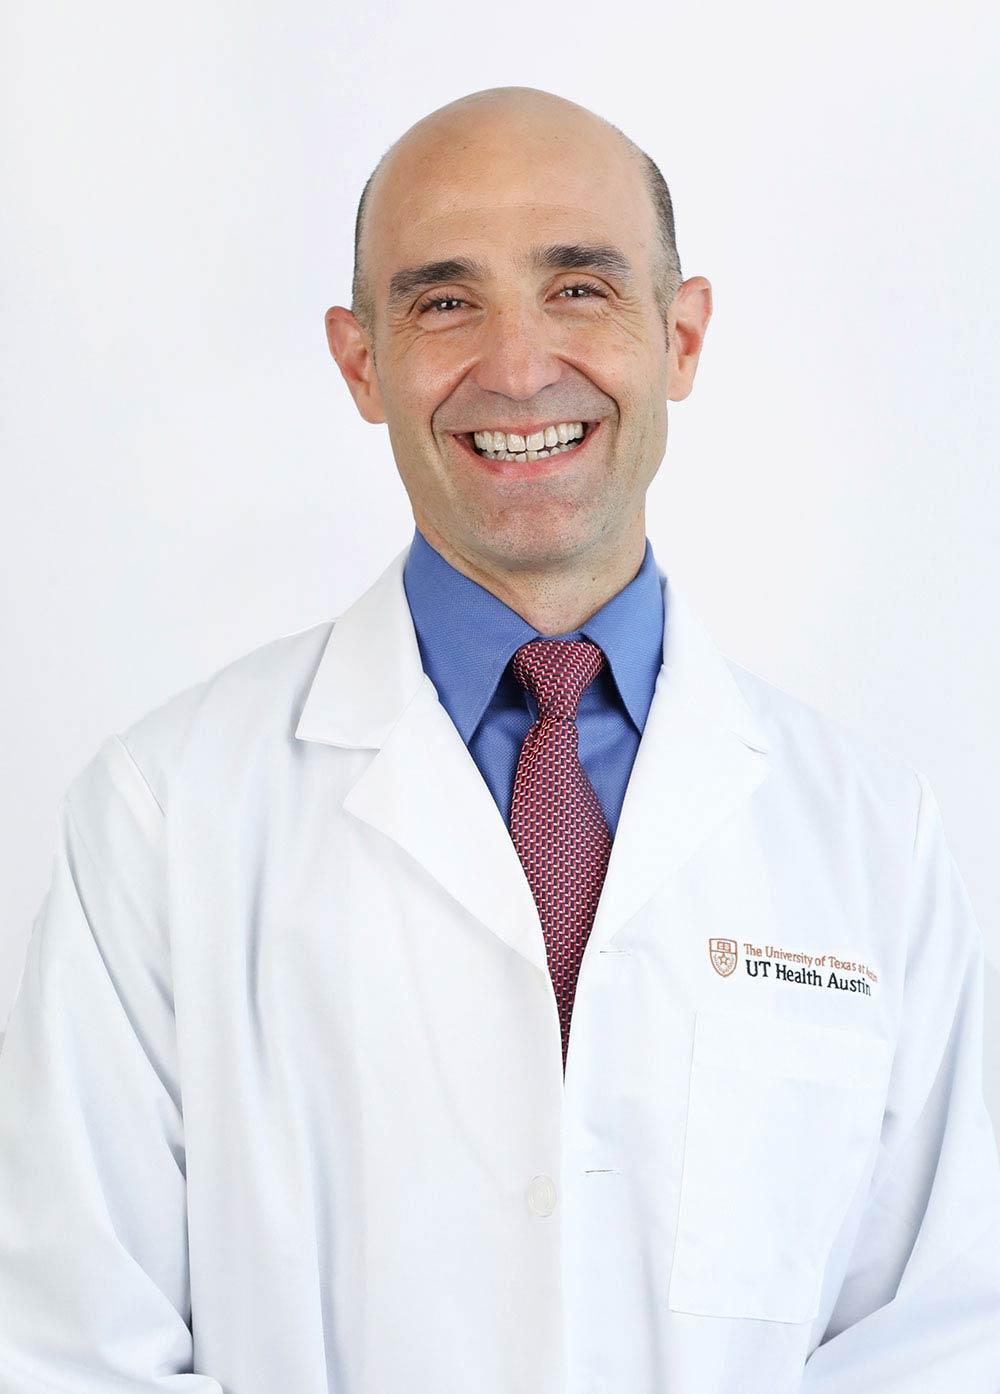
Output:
[461, 421, 597, 463]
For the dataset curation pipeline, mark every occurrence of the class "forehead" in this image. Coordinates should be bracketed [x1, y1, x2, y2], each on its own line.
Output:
[367, 123, 657, 289]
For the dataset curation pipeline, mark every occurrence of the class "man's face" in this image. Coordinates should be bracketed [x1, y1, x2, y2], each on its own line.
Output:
[328, 104, 710, 576]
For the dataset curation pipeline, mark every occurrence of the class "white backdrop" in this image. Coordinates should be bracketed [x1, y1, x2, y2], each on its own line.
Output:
[2, 0, 998, 1136]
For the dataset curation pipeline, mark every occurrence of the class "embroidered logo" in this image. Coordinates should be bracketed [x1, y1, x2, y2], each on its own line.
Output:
[708, 937, 738, 977]
[716, 940, 879, 997]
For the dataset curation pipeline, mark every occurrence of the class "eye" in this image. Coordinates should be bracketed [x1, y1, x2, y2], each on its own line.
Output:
[415, 281, 609, 315]
[556, 281, 607, 301]
[416, 295, 467, 314]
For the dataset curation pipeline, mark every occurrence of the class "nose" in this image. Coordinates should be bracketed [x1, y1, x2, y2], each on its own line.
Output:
[469, 299, 565, 403]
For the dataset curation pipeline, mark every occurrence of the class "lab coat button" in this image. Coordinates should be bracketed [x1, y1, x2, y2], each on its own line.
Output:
[527, 1173, 557, 1216]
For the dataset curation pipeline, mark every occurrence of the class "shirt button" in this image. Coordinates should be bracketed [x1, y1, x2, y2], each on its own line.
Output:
[527, 1173, 557, 1216]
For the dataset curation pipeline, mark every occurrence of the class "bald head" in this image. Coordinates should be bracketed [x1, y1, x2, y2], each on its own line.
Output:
[350, 87, 682, 343]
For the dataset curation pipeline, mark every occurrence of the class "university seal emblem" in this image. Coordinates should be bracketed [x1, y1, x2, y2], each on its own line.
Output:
[709, 937, 738, 978]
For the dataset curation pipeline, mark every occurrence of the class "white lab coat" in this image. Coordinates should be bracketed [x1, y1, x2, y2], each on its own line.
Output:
[1, 542, 999, 1394]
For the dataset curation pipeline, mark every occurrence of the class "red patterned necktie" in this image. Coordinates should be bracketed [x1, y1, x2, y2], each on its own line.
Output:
[509, 638, 613, 1073]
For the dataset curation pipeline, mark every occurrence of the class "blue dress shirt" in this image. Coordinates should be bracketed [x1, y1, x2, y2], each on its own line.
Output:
[402, 527, 667, 838]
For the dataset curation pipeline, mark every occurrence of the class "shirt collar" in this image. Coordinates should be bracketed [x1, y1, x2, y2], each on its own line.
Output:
[402, 526, 666, 743]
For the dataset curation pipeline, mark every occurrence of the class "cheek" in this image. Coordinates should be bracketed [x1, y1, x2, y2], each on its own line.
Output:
[394, 351, 472, 427]
[580, 318, 663, 388]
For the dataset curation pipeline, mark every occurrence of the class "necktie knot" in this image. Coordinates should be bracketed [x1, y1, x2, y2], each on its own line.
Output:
[511, 638, 606, 722]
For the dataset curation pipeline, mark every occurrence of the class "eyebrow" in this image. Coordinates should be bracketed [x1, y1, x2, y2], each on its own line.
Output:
[385, 242, 635, 311]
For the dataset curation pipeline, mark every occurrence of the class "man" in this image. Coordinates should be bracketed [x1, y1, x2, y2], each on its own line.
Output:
[1, 85, 998, 1394]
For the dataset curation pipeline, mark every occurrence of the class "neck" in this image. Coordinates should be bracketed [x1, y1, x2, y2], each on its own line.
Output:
[415, 513, 647, 635]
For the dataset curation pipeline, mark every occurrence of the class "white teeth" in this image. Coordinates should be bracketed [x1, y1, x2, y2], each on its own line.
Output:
[473, 421, 585, 454]
[486, 437, 584, 462]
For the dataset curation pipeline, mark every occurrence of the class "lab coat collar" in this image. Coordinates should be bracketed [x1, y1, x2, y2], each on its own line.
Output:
[295, 542, 772, 971]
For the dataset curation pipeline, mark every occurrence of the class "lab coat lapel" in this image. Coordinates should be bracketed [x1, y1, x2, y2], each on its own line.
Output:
[585, 576, 772, 955]
[295, 542, 772, 971]
[294, 545, 549, 974]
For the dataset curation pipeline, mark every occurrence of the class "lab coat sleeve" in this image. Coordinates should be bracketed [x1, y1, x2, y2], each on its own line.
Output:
[0, 734, 224, 1393]
[801, 768, 1000, 1392]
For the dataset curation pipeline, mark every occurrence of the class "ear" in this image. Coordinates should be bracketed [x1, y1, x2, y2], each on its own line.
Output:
[324, 306, 386, 424]
[666, 277, 713, 403]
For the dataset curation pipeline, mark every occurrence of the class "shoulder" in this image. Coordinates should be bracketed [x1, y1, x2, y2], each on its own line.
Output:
[725, 656, 924, 831]
[101, 619, 336, 814]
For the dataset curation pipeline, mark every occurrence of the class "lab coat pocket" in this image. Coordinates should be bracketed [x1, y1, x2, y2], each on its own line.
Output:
[667, 1007, 892, 1324]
